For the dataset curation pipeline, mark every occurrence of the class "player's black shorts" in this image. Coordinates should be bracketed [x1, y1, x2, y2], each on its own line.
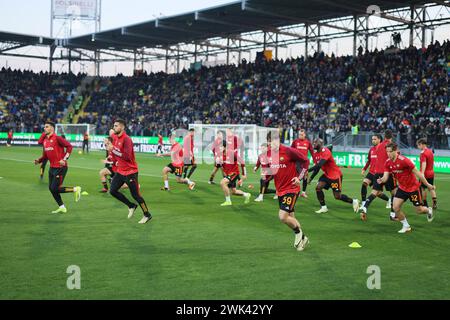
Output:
[49, 167, 68, 187]
[421, 177, 434, 189]
[167, 163, 183, 177]
[224, 173, 240, 188]
[214, 162, 222, 168]
[365, 172, 375, 186]
[6, 138, 12, 145]
[395, 188, 423, 206]
[372, 173, 396, 191]
[278, 192, 299, 213]
[318, 174, 342, 193]
[183, 156, 196, 166]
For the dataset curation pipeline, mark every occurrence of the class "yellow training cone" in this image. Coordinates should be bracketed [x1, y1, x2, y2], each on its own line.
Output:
[349, 242, 362, 248]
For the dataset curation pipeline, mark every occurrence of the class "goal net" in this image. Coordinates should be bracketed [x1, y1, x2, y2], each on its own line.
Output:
[55, 123, 96, 146]
[188, 123, 277, 164]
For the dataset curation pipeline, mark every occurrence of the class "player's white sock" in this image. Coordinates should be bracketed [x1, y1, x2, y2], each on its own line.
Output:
[186, 178, 192, 184]
[243, 192, 250, 197]
[164, 180, 169, 188]
[321, 205, 327, 209]
[59, 205, 66, 209]
[401, 218, 410, 228]
[225, 196, 231, 202]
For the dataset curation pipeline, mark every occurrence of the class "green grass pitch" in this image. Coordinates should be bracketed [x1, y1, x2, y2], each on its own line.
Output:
[0, 147, 449, 299]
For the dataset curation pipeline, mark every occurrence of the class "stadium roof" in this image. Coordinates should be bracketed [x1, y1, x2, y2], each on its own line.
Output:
[63, 0, 430, 51]
[0, 31, 54, 47]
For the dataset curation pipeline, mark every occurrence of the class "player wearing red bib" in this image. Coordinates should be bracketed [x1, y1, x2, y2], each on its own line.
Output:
[219, 140, 250, 206]
[359, 130, 396, 220]
[159, 132, 196, 191]
[269, 133, 310, 251]
[6, 129, 13, 147]
[377, 142, 435, 233]
[359, 134, 390, 214]
[33, 121, 82, 213]
[253, 143, 276, 202]
[417, 138, 437, 210]
[308, 138, 360, 214]
[290, 129, 315, 198]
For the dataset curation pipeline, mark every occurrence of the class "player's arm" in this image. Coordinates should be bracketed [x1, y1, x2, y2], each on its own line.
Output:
[37, 132, 46, 145]
[236, 154, 247, 179]
[307, 159, 326, 183]
[308, 142, 316, 159]
[34, 149, 47, 165]
[377, 172, 390, 184]
[420, 155, 427, 175]
[413, 167, 435, 191]
[254, 158, 261, 173]
[286, 147, 309, 186]
[362, 151, 371, 175]
[57, 136, 73, 165]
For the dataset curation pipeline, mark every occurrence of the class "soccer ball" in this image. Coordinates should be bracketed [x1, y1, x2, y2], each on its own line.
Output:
[78, 151, 82, 154]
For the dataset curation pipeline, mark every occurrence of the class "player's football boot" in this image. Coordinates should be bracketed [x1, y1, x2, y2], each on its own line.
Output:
[273, 195, 278, 199]
[160, 187, 170, 191]
[244, 193, 251, 204]
[359, 206, 367, 221]
[138, 213, 152, 224]
[74, 186, 82, 202]
[386, 198, 392, 209]
[297, 236, 309, 251]
[398, 226, 412, 233]
[128, 205, 138, 219]
[52, 207, 67, 214]
[188, 182, 196, 190]
[389, 212, 399, 221]
[300, 191, 308, 198]
[352, 199, 360, 213]
[427, 207, 434, 223]
[254, 195, 264, 202]
[208, 180, 216, 185]
[315, 206, 328, 214]
[220, 201, 232, 206]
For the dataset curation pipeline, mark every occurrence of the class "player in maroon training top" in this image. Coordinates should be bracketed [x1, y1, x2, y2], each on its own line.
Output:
[6, 129, 13, 147]
[417, 138, 437, 210]
[378, 142, 435, 233]
[182, 128, 197, 180]
[159, 132, 196, 191]
[359, 134, 390, 217]
[308, 138, 360, 214]
[219, 140, 251, 206]
[359, 130, 396, 220]
[208, 131, 224, 184]
[108, 119, 152, 224]
[34, 121, 81, 213]
[268, 132, 309, 251]
[253, 143, 276, 202]
[291, 129, 315, 198]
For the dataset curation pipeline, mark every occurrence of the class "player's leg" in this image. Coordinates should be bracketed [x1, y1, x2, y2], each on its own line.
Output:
[255, 178, 267, 202]
[54, 167, 81, 201]
[361, 173, 383, 210]
[209, 166, 219, 184]
[186, 157, 197, 179]
[300, 172, 308, 198]
[40, 159, 48, 180]
[392, 195, 411, 233]
[99, 168, 111, 192]
[124, 173, 152, 223]
[162, 165, 172, 190]
[278, 193, 308, 251]
[429, 177, 437, 209]
[48, 168, 66, 212]
[315, 177, 328, 213]
[230, 186, 251, 204]
[220, 176, 233, 206]
[109, 173, 137, 211]
[361, 177, 371, 205]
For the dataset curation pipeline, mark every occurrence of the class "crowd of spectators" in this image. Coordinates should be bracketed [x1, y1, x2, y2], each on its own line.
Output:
[0, 69, 84, 133]
[1, 40, 449, 148]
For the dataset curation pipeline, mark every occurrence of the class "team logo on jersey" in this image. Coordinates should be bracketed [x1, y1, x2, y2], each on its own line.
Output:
[280, 157, 285, 162]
